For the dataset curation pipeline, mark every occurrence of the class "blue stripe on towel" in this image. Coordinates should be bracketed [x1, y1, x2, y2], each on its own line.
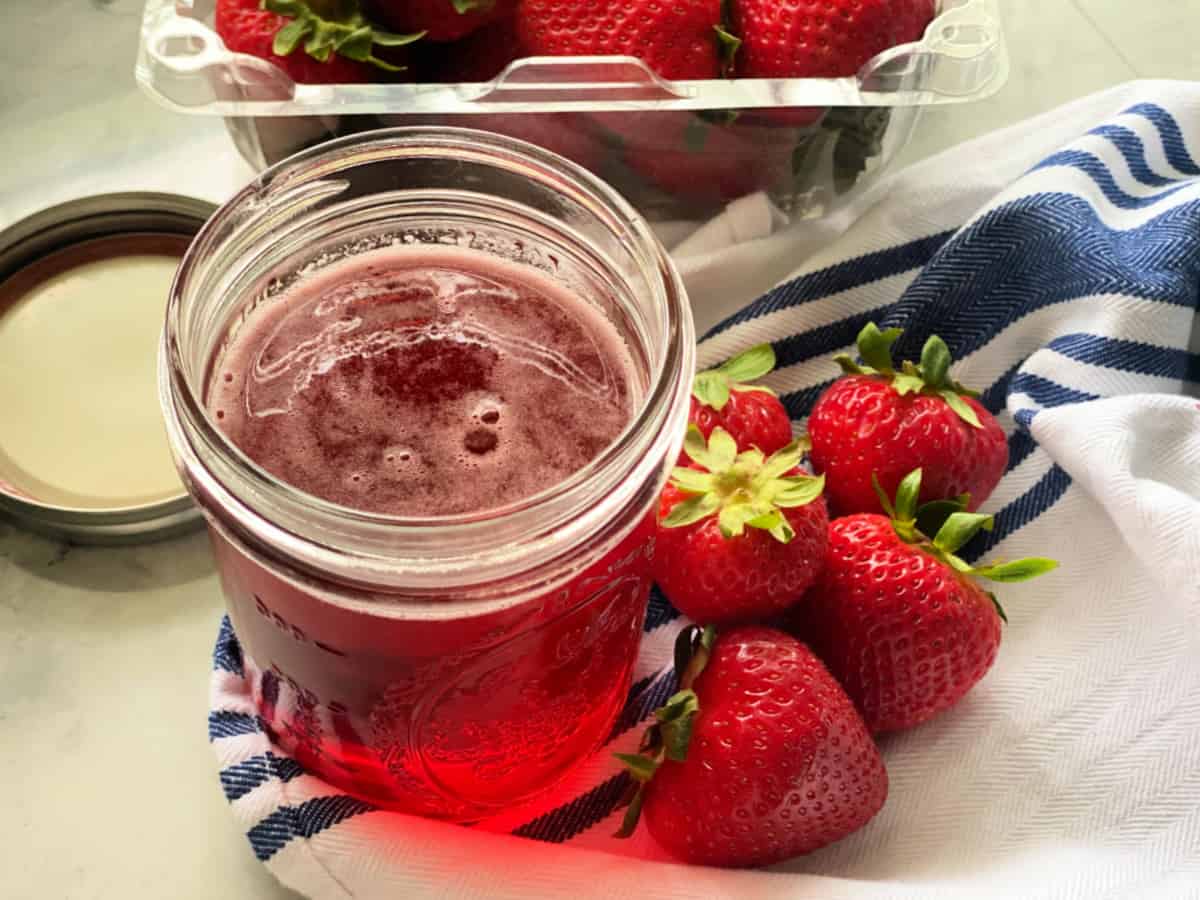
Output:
[209, 711, 262, 742]
[247, 795, 376, 862]
[1032, 150, 1192, 209]
[1125, 103, 1200, 175]
[220, 753, 305, 802]
[702, 230, 954, 338]
[1088, 125, 1179, 188]
[512, 774, 632, 844]
[1047, 333, 1200, 381]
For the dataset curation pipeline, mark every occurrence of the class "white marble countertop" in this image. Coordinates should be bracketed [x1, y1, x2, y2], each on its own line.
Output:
[0, 2, 1193, 898]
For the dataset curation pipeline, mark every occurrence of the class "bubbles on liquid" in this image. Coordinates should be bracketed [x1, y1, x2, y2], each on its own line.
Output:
[213, 249, 638, 518]
[470, 393, 504, 424]
[381, 444, 421, 479]
[463, 428, 498, 455]
[344, 469, 374, 492]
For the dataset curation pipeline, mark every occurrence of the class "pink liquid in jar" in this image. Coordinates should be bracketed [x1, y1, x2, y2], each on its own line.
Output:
[207, 246, 654, 817]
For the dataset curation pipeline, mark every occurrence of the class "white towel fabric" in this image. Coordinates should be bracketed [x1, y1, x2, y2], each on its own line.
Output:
[209, 80, 1200, 899]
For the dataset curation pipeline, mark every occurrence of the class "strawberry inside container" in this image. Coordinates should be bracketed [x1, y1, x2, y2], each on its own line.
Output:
[135, 0, 1007, 239]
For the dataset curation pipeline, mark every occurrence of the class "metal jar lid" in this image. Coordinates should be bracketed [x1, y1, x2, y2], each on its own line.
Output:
[0, 192, 215, 545]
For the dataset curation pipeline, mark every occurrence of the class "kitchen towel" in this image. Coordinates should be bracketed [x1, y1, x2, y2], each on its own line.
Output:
[208, 80, 1200, 899]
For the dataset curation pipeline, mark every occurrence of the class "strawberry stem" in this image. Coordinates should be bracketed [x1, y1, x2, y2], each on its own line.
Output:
[614, 625, 717, 839]
[674, 624, 716, 691]
[716, 0, 741, 78]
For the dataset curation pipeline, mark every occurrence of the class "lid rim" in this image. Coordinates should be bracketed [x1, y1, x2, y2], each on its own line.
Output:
[0, 192, 215, 545]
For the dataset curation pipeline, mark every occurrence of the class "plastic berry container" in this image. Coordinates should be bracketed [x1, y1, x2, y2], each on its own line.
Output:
[137, 1, 1007, 224]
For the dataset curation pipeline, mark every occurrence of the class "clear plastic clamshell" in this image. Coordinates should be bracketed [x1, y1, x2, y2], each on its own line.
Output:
[137, 0, 1008, 222]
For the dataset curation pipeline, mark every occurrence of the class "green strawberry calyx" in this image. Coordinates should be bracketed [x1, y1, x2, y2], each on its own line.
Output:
[835, 321, 985, 429]
[614, 625, 716, 839]
[451, 0, 494, 13]
[714, 0, 742, 78]
[262, 0, 424, 73]
[663, 426, 824, 545]
[692, 343, 777, 411]
[875, 468, 1059, 622]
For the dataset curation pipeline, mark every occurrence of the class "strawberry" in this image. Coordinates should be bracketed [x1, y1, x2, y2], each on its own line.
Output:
[655, 426, 827, 626]
[516, 0, 733, 81]
[215, 0, 422, 84]
[731, 0, 935, 79]
[600, 113, 798, 211]
[365, 0, 517, 42]
[615, 625, 888, 868]
[458, 114, 606, 173]
[792, 469, 1058, 733]
[683, 343, 793, 465]
[808, 322, 1008, 516]
[386, 111, 607, 173]
[426, 13, 523, 82]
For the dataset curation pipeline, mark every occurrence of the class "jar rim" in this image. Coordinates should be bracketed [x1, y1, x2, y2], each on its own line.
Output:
[161, 127, 694, 594]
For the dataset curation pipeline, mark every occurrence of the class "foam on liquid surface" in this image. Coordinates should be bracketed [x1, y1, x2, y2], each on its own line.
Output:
[210, 246, 637, 516]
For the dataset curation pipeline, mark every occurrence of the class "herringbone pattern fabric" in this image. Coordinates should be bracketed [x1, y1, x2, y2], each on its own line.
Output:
[208, 82, 1200, 899]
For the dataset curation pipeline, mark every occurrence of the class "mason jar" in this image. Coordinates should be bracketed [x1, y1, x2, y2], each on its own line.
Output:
[160, 129, 694, 819]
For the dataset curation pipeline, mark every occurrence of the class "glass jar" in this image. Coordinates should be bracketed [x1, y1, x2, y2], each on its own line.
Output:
[161, 129, 694, 819]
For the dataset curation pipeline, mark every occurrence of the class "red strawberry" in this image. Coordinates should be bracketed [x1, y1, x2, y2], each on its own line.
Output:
[427, 14, 523, 82]
[684, 343, 794, 465]
[215, 0, 422, 84]
[600, 113, 798, 210]
[808, 323, 1008, 516]
[517, 0, 729, 81]
[383, 111, 608, 173]
[732, 0, 935, 79]
[366, 0, 517, 42]
[460, 114, 606, 173]
[615, 625, 888, 868]
[793, 469, 1058, 733]
[655, 426, 828, 626]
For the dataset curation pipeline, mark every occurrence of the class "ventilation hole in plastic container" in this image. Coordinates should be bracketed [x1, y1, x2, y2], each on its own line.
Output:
[156, 34, 209, 59]
[941, 24, 990, 46]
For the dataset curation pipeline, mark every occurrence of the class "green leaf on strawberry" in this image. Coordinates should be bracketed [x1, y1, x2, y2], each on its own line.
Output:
[667, 426, 824, 544]
[614, 625, 716, 838]
[450, 0, 492, 14]
[261, 0, 423, 72]
[932, 511, 995, 556]
[691, 343, 778, 411]
[973, 557, 1061, 583]
[872, 468, 923, 540]
[714, 24, 742, 78]
[876, 468, 1058, 610]
[841, 322, 901, 375]
[836, 322, 985, 429]
[914, 494, 971, 537]
[655, 690, 701, 762]
[613, 752, 659, 783]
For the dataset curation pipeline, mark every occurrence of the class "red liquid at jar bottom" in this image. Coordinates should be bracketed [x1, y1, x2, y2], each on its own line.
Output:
[213, 517, 654, 819]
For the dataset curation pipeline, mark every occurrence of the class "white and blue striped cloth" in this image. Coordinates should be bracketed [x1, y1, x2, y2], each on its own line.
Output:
[209, 82, 1200, 899]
